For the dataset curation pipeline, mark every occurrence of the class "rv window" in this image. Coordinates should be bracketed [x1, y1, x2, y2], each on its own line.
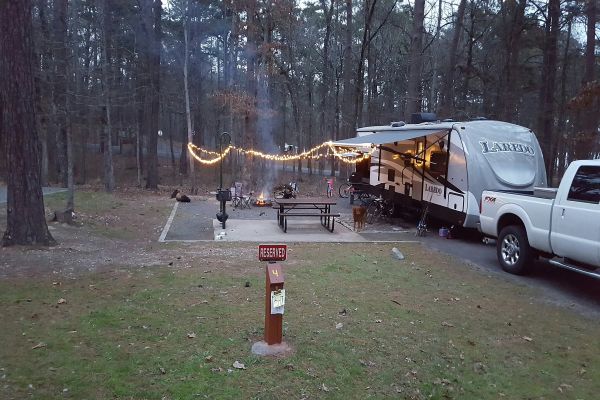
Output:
[429, 151, 447, 176]
[567, 166, 600, 203]
[388, 168, 395, 183]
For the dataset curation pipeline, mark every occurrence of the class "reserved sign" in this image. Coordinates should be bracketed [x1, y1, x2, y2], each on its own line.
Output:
[258, 244, 287, 262]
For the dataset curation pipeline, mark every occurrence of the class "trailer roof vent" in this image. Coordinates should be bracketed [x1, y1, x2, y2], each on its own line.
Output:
[471, 116, 487, 121]
[442, 118, 454, 122]
[390, 121, 405, 127]
[411, 112, 437, 124]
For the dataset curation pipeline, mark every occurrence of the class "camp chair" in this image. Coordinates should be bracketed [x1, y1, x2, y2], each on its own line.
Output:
[233, 182, 251, 209]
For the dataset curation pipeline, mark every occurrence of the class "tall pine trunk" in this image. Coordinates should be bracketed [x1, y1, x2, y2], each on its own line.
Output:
[52, 0, 68, 187]
[183, 0, 193, 176]
[341, 0, 354, 138]
[101, 0, 115, 192]
[1, 0, 55, 246]
[405, 0, 425, 120]
[140, 0, 161, 189]
[537, 0, 560, 174]
[439, 0, 466, 117]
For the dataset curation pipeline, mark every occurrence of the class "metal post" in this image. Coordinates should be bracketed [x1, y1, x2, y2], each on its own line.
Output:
[216, 132, 231, 229]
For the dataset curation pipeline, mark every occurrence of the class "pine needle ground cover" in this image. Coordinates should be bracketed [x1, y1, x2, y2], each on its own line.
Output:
[1, 240, 598, 399]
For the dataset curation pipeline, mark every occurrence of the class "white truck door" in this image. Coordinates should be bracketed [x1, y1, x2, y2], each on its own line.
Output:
[550, 165, 600, 265]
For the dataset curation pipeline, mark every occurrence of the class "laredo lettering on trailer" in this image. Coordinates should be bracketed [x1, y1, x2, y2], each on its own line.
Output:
[480, 141, 535, 156]
[258, 244, 287, 262]
[424, 183, 443, 195]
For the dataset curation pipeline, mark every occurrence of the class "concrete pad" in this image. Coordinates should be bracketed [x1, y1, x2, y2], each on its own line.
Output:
[251, 341, 293, 357]
[161, 200, 214, 241]
[213, 218, 365, 243]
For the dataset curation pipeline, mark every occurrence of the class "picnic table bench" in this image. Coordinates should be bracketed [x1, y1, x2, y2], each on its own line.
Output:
[273, 198, 339, 233]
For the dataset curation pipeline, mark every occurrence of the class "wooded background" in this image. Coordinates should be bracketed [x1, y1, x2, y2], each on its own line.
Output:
[1, 0, 598, 189]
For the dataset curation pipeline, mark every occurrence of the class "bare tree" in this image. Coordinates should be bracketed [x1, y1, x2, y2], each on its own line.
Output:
[1, 0, 55, 246]
[405, 0, 425, 120]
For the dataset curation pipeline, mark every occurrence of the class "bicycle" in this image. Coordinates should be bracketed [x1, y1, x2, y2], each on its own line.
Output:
[324, 178, 334, 198]
[273, 182, 298, 199]
[365, 195, 395, 224]
[339, 180, 372, 201]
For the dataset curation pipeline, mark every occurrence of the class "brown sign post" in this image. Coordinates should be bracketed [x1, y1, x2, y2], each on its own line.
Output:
[264, 263, 284, 344]
[252, 244, 292, 356]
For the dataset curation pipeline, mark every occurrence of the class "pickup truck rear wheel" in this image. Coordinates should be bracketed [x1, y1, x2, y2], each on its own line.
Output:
[497, 225, 534, 275]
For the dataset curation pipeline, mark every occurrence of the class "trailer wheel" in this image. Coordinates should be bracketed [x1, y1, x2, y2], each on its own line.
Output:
[497, 225, 534, 275]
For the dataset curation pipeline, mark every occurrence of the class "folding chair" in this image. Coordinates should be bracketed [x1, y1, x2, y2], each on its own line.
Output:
[233, 182, 251, 209]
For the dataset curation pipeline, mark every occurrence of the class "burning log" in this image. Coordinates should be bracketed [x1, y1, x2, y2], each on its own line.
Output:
[254, 192, 273, 207]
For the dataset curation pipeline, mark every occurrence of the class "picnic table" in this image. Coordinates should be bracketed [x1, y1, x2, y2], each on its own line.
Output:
[274, 198, 339, 233]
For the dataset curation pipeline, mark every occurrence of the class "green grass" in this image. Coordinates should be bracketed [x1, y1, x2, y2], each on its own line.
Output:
[0, 243, 598, 399]
[43, 190, 123, 214]
[42, 190, 169, 240]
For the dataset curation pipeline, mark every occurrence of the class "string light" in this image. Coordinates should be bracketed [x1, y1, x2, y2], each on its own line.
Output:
[187, 143, 232, 165]
[187, 140, 373, 165]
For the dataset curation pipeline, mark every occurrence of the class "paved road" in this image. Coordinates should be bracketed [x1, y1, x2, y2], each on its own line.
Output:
[0, 186, 67, 204]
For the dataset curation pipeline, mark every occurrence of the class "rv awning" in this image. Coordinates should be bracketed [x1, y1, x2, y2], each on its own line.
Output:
[332, 129, 448, 147]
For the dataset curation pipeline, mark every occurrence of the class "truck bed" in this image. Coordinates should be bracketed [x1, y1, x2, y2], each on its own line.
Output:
[480, 190, 554, 254]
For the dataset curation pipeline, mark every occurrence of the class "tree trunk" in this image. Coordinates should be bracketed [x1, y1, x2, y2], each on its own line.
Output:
[555, 13, 573, 181]
[354, 0, 378, 129]
[319, 0, 334, 146]
[52, 0, 68, 187]
[140, 0, 162, 189]
[1, 0, 55, 246]
[102, 0, 115, 192]
[405, 0, 425, 120]
[496, 0, 526, 121]
[537, 0, 560, 174]
[439, 0, 466, 118]
[183, 0, 194, 176]
[341, 0, 354, 138]
[575, 0, 597, 159]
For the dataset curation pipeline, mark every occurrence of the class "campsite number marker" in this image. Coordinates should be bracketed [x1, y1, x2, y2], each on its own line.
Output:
[258, 244, 287, 346]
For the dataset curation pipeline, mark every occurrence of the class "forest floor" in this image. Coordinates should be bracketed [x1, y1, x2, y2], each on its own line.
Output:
[0, 189, 599, 399]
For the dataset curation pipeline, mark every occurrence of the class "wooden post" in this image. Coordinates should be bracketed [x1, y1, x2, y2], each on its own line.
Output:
[264, 263, 284, 345]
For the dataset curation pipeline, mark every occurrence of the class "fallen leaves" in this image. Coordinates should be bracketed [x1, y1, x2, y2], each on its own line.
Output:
[473, 362, 487, 374]
[359, 359, 376, 367]
[232, 361, 246, 370]
[557, 383, 573, 393]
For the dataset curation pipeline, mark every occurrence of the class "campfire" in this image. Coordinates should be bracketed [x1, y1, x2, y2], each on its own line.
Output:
[254, 192, 272, 207]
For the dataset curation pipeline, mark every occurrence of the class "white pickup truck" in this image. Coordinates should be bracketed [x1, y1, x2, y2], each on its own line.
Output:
[479, 160, 600, 279]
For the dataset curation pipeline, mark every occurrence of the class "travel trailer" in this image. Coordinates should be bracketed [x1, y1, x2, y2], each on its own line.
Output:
[333, 116, 547, 229]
